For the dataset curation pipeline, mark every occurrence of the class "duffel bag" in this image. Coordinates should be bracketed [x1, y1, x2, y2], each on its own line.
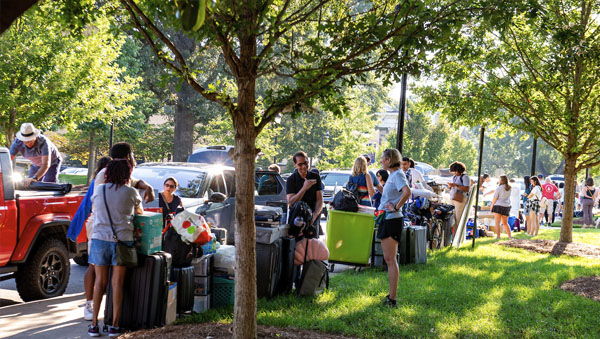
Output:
[332, 188, 359, 212]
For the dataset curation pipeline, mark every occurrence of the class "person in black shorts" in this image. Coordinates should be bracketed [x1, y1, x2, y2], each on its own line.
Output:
[377, 148, 411, 308]
[286, 151, 324, 237]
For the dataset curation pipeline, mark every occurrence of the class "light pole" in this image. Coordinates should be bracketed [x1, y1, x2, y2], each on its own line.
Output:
[273, 114, 282, 164]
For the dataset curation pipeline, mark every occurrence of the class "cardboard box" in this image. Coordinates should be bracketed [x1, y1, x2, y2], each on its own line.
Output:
[133, 212, 163, 255]
[192, 294, 211, 313]
[166, 282, 177, 325]
[255, 224, 289, 244]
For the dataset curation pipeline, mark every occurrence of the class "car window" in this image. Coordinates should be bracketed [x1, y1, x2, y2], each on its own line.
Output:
[321, 173, 349, 186]
[255, 173, 282, 196]
[132, 167, 207, 198]
[188, 151, 234, 166]
[208, 174, 227, 197]
[223, 170, 235, 197]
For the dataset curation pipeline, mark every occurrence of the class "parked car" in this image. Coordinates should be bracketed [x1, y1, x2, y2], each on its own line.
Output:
[187, 145, 234, 166]
[60, 167, 88, 175]
[320, 170, 351, 204]
[131, 162, 287, 244]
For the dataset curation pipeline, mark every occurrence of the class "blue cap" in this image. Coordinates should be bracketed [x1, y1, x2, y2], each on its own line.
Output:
[537, 174, 544, 179]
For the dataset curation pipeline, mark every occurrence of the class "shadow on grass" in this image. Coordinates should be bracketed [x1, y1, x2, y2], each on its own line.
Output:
[183, 240, 600, 338]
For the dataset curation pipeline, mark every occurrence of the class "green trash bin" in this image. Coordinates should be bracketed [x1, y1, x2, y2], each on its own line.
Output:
[326, 208, 375, 266]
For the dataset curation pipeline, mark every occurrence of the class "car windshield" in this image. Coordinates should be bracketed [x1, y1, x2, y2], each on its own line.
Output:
[321, 173, 349, 186]
[132, 167, 208, 198]
[188, 151, 234, 166]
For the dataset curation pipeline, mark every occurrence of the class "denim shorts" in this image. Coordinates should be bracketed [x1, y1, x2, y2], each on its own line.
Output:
[89, 239, 134, 266]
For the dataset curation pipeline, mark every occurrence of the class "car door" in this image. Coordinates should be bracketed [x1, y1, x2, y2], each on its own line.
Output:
[195, 173, 232, 229]
[255, 171, 287, 212]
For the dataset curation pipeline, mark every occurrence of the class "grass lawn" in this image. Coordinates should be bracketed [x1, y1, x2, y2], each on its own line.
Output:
[58, 174, 88, 185]
[182, 229, 600, 338]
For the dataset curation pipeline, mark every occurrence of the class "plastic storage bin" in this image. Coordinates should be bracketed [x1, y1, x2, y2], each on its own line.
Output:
[326, 209, 375, 265]
[212, 277, 235, 307]
[133, 212, 163, 255]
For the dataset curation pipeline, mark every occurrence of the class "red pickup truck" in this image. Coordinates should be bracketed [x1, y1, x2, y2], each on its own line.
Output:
[0, 147, 85, 301]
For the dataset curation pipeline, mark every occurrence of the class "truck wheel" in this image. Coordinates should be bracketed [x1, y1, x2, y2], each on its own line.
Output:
[15, 238, 71, 301]
[73, 253, 89, 266]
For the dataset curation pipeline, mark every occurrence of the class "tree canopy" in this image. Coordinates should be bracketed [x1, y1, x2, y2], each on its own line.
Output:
[415, 0, 600, 242]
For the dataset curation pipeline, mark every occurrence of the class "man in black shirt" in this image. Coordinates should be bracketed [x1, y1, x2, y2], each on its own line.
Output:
[286, 151, 323, 234]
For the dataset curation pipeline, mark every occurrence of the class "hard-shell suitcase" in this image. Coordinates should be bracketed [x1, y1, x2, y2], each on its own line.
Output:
[256, 238, 282, 298]
[170, 266, 195, 314]
[255, 205, 284, 227]
[408, 226, 427, 264]
[104, 251, 171, 331]
[275, 237, 296, 295]
[211, 227, 228, 245]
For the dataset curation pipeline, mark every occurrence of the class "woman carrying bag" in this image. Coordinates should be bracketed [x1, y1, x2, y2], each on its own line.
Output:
[87, 160, 143, 337]
[347, 156, 376, 206]
[526, 176, 542, 236]
[581, 178, 598, 229]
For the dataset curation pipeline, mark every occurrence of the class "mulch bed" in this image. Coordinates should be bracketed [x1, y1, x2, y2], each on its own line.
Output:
[560, 276, 600, 302]
[121, 323, 357, 339]
[497, 239, 600, 259]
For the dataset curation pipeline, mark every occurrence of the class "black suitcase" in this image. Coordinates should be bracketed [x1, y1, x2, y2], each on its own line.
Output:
[256, 238, 282, 298]
[275, 237, 296, 295]
[104, 252, 171, 331]
[170, 266, 195, 314]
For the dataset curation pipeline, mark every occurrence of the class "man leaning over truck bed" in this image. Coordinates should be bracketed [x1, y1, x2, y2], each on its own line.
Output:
[9, 123, 62, 186]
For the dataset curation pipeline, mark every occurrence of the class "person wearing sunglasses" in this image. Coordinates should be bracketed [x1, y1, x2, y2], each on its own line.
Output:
[159, 176, 183, 225]
[286, 151, 324, 236]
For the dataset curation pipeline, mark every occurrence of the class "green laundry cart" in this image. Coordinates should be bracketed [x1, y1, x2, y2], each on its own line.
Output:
[326, 208, 375, 271]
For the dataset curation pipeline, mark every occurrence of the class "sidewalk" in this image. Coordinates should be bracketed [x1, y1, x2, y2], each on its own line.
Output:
[0, 292, 103, 339]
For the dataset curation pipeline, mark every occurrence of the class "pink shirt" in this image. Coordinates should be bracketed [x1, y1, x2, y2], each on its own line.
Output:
[542, 183, 559, 200]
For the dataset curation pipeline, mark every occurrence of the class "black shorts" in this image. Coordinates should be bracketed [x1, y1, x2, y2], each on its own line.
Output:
[377, 217, 404, 242]
[491, 205, 511, 216]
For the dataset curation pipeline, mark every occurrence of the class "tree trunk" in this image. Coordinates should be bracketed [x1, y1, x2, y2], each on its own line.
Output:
[560, 155, 577, 243]
[172, 83, 195, 162]
[232, 113, 257, 339]
[87, 129, 97, 185]
[6, 109, 17, 146]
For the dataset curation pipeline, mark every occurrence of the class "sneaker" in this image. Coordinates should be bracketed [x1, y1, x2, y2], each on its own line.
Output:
[383, 295, 397, 308]
[88, 325, 100, 337]
[108, 326, 124, 337]
[84, 301, 93, 321]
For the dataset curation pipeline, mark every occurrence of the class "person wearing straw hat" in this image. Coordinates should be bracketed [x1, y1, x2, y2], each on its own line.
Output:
[9, 123, 62, 185]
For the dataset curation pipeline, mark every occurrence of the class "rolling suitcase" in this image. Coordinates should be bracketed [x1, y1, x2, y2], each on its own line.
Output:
[104, 251, 171, 331]
[256, 238, 282, 298]
[255, 205, 284, 227]
[275, 237, 296, 295]
[408, 226, 427, 264]
[170, 266, 195, 314]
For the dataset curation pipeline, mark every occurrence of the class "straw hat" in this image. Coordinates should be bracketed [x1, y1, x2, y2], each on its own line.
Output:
[16, 123, 40, 142]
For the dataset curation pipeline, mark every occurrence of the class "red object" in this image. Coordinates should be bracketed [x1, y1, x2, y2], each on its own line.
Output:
[182, 220, 191, 229]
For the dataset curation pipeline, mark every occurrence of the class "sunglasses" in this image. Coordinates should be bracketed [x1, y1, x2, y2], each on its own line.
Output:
[296, 161, 309, 167]
[164, 183, 176, 189]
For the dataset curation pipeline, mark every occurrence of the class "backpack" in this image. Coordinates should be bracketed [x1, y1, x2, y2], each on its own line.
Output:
[288, 201, 316, 239]
[162, 224, 202, 267]
[345, 177, 361, 202]
[333, 188, 360, 212]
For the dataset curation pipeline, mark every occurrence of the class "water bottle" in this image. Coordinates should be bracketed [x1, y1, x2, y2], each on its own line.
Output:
[294, 216, 305, 227]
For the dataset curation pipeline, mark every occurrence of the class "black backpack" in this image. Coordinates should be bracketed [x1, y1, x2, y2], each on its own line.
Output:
[345, 178, 361, 202]
[288, 201, 316, 239]
[333, 188, 360, 212]
[162, 225, 202, 267]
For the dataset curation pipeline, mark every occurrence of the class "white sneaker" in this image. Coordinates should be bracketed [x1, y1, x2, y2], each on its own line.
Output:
[84, 301, 93, 321]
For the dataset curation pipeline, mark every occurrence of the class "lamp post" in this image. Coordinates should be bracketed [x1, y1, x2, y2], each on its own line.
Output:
[273, 114, 282, 164]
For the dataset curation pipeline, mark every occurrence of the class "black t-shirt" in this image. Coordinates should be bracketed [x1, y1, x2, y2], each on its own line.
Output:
[159, 193, 182, 224]
[286, 169, 323, 212]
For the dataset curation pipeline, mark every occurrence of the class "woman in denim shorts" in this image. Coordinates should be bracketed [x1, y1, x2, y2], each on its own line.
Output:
[87, 160, 143, 337]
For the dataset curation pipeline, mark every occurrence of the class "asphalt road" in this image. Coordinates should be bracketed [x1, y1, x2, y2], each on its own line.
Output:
[0, 259, 98, 339]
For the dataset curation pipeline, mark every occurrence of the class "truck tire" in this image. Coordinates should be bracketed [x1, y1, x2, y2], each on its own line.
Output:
[15, 238, 71, 301]
[73, 253, 89, 266]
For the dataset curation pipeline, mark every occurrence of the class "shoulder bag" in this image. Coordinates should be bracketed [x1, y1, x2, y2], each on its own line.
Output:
[450, 175, 465, 203]
[103, 185, 138, 268]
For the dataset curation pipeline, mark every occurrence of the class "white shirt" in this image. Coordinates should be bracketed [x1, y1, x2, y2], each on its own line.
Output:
[509, 185, 521, 217]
